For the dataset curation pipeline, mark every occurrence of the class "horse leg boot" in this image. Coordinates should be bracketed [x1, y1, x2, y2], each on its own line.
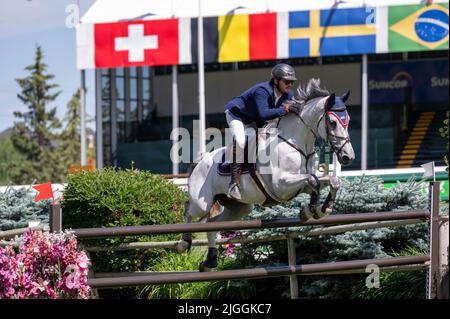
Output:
[300, 175, 320, 222]
[199, 247, 218, 272]
[174, 200, 192, 253]
[227, 140, 242, 200]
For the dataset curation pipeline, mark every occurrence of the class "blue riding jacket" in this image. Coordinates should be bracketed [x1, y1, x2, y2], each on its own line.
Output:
[224, 81, 293, 127]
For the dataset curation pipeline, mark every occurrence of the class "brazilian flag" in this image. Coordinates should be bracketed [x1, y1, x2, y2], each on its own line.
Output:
[389, 3, 449, 52]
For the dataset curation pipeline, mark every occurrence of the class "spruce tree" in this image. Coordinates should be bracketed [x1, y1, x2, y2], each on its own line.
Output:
[10, 46, 64, 184]
[0, 135, 24, 185]
[59, 89, 81, 170]
[58, 89, 95, 174]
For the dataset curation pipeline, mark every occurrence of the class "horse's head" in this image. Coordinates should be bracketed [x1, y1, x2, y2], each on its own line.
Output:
[319, 91, 355, 166]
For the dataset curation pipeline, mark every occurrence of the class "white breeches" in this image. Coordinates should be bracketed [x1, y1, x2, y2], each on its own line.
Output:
[226, 110, 246, 163]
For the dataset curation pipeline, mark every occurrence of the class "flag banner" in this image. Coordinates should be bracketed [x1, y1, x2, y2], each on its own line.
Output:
[218, 13, 277, 63]
[421, 161, 435, 179]
[75, 3, 448, 69]
[389, 3, 449, 52]
[288, 7, 376, 58]
[32, 182, 55, 203]
[190, 17, 219, 64]
[94, 19, 179, 68]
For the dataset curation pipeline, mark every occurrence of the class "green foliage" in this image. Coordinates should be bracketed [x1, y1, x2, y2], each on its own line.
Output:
[58, 89, 81, 169]
[137, 247, 257, 299]
[0, 136, 25, 185]
[236, 175, 429, 298]
[439, 111, 449, 171]
[61, 167, 188, 295]
[352, 247, 427, 299]
[62, 167, 187, 229]
[0, 186, 50, 231]
[10, 46, 65, 184]
[58, 89, 95, 168]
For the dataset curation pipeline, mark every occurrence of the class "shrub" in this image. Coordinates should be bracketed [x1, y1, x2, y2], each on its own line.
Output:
[235, 176, 430, 299]
[137, 246, 257, 299]
[62, 168, 186, 230]
[61, 168, 187, 297]
[352, 247, 427, 299]
[0, 230, 92, 299]
[0, 186, 50, 231]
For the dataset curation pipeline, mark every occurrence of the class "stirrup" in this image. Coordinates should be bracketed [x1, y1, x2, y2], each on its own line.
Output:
[228, 183, 241, 200]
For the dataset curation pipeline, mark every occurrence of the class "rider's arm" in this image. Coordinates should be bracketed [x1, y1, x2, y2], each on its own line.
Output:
[254, 87, 288, 121]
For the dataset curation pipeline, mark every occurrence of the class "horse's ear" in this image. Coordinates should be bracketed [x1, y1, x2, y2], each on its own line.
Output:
[341, 90, 350, 103]
[326, 93, 335, 110]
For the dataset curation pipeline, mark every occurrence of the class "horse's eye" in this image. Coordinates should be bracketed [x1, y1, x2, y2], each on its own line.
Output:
[330, 121, 337, 129]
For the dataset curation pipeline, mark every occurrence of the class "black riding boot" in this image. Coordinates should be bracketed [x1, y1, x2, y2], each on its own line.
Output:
[228, 141, 242, 200]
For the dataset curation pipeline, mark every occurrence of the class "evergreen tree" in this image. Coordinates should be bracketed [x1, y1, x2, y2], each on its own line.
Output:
[0, 135, 24, 185]
[10, 46, 64, 184]
[59, 89, 81, 169]
[58, 88, 96, 174]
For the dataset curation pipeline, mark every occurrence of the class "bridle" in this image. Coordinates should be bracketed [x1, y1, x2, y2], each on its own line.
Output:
[318, 107, 352, 158]
[274, 98, 351, 166]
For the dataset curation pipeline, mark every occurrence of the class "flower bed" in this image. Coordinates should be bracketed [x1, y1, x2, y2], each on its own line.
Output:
[0, 230, 92, 299]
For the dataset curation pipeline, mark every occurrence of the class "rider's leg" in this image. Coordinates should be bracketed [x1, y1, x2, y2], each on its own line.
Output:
[226, 111, 246, 200]
[229, 140, 243, 200]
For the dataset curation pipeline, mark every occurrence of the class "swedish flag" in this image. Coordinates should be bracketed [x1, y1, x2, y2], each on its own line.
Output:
[288, 7, 376, 57]
[389, 3, 449, 51]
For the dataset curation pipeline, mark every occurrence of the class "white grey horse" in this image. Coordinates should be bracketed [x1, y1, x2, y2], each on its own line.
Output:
[175, 79, 355, 271]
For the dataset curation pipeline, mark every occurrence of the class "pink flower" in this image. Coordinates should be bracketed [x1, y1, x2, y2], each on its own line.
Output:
[65, 273, 81, 290]
[75, 252, 90, 270]
[0, 230, 92, 299]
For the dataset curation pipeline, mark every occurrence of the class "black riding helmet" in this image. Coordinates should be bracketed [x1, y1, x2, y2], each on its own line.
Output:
[271, 63, 297, 81]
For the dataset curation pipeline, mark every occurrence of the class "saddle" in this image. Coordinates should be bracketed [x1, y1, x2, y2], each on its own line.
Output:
[217, 152, 255, 176]
[216, 128, 282, 207]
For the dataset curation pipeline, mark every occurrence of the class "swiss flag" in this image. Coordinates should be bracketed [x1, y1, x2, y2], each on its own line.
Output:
[94, 19, 179, 68]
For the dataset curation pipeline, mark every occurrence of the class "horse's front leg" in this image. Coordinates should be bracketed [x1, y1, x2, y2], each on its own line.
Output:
[278, 172, 320, 222]
[311, 175, 340, 219]
[199, 231, 218, 272]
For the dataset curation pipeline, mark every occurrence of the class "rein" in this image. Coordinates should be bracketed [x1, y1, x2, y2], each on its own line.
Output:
[275, 99, 351, 165]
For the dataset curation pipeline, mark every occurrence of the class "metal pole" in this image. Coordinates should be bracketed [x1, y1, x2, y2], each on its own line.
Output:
[87, 255, 429, 289]
[95, 70, 103, 169]
[428, 181, 440, 299]
[49, 203, 62, 233]
[172, 65, 179, 176]
[73, 210, 429, 239]
[197, 0, 206, 157]
[287, 236, 299, 299]
[361, 54, 368, 170]
[80, 70, 87, 165]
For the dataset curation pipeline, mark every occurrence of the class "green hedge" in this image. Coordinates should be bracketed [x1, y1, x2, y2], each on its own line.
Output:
[61, 168, 187, 297]
[62, 168, 187, 229]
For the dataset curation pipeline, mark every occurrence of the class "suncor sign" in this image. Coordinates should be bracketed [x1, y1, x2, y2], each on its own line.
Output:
[368, 59, 448, 105]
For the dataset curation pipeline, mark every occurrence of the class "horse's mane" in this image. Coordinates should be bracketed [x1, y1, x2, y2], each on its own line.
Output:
[296, 78, 330, 105]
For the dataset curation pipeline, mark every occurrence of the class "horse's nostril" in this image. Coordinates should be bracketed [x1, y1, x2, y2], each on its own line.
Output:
[342, 155, 350, 164]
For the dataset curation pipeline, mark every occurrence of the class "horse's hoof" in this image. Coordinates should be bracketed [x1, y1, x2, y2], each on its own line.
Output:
[299, 207, 313, 222]
[174, 240, 190, 253]
[313, 207, 332, 219]
[199, 262, 214, 272]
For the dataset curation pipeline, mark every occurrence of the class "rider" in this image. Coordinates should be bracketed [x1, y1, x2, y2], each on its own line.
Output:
[224, 63, 297, 200]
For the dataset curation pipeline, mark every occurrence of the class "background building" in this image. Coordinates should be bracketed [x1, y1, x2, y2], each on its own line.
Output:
[77, 0, 449, 174]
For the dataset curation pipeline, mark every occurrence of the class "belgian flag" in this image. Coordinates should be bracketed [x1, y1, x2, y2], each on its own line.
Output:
[183, 13, 278, 64]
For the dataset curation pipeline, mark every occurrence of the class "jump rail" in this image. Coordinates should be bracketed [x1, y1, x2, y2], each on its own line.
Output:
[70, 210, 429, 239]
[46, 181, 445, 299]
[88, 255, 429, 289]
